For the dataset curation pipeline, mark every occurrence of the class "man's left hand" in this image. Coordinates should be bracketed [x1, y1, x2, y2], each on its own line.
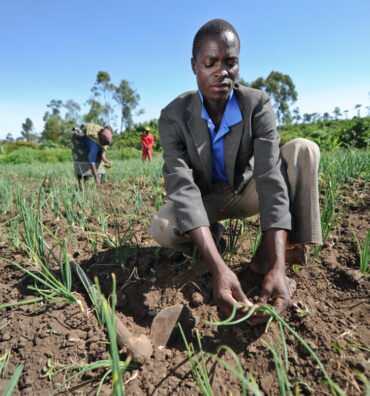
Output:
[250, 268, 292, 325]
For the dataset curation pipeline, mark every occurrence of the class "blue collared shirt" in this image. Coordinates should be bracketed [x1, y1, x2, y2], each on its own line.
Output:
[79, 136, 103, 164]
[199, 90, 243, 183]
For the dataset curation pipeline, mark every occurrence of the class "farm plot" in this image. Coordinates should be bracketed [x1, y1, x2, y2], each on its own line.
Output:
[0, 151, 369, 395]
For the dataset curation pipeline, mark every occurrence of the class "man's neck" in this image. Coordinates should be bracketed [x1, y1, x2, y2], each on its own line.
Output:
[203, 98, 227, 132]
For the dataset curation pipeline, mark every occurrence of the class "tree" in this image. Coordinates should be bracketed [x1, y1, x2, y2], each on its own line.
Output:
[41, 100, 63, 142]
[64, 100, 81, 122]
[354, 104, 362, 118]
[322, 112, 330, 121]
[90, 71, 116, 125]
[21, 118, 38, 142]
[344, 110, 349, 119]
[114, 80, 142, 133]
[41, 99, 77, 145]
[311, 113, 320, 123]
[237, 77, 249, 87]
[292, 107, 301, 124]
[333, 107, 342, 120]
[239, 72, 298, 126]
[238, 76, 265, 90]
[263, 71, 297, 126]
[303, 113, 312, 124]
[84, 98, 106, 125]
[5, 133, 14, 143]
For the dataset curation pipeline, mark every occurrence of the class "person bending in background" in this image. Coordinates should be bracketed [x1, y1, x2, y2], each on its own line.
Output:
[141, 127, 155, 162]
[71, 123, 113, 190]
[149, 19, 322, 325]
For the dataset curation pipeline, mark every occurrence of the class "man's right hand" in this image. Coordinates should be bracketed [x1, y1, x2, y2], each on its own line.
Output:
[213, 266, 252, 318]
[188, 226, 252, 318]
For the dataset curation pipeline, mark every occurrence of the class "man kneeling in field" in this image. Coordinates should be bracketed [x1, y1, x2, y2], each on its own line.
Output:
[149, 19, 322, 325]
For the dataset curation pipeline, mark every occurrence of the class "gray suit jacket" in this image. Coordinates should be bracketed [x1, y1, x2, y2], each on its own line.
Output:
[158, 84, 292, 234]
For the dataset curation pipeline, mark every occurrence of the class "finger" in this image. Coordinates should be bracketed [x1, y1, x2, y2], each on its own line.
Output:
[218, 292, 246, 318]
[248, 291, 272, 326]
[249, 312, 271, 326]
[273, 296, 291, 316]
[258, 278, 273, 305]
[249, 296, 291, 326]
[257, 291, 270, 305]
[232, 287, 253, 309]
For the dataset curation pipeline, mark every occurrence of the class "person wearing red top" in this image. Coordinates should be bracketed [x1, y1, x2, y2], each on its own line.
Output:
[141, 127, 155, 162]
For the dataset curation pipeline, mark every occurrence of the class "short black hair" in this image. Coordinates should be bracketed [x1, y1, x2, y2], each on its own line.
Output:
[192, 19, 240, 59]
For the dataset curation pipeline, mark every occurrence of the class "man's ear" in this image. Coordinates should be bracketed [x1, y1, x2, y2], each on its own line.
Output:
[191, 58, 197, 75]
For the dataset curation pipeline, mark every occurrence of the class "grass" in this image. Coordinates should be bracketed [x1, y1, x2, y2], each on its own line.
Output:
[100, 273, 126, 396]
[208, 345, 262, 395]
[0, 150, 368, 394]
[0, 321, 24, 396]
[223, 218, 246, 264]
[263, 335, 292, 396]
[206, 303, 347, 396]
[2, 364, 24, 396]
[48, 273, 130, 395]
[178, 324, 213, 396]
[320, 149, 369, 189]
[53, 359, 130, 396]
[350, 226, 369, 275]
[246, 221, 262, 257]
[313, 181, 347, 259]
[0, 236, 84, 311]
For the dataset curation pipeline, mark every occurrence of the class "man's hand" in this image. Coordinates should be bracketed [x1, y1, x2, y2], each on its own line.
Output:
[188, 226, 252, 318]
[248, 229, 292, 326]
[250, 268, 291, 325]
[213, 266, 252, 318]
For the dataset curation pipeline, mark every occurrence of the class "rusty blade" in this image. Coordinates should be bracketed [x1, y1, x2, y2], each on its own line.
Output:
[151, 304, 184, 347]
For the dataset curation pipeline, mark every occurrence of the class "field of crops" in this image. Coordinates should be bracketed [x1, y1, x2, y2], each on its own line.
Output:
[0, 150, 369, 395]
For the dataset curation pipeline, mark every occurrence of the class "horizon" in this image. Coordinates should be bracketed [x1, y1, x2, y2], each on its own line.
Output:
[0, 0, 369, 139]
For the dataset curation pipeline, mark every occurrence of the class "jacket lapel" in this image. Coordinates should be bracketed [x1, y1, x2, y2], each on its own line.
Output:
[224, 120, 244, 188]
[224, 87, 245, 188]
[187, 95, 213, 187]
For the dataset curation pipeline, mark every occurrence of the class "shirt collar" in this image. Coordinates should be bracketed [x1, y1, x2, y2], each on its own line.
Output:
[198, 90, 242, 128]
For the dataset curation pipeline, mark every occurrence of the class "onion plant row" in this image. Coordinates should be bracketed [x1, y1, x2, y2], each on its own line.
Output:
[204, 303, 347, 396]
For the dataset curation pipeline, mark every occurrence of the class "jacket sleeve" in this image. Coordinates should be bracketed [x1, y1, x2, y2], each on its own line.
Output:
[252, 91, 292, 231]
[159, 110, 210, 234]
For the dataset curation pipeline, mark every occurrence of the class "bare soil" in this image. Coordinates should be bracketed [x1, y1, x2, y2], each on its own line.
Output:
[0, 182, 369, 395]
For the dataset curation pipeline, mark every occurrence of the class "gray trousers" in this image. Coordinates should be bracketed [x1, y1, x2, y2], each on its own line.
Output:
[149, 138, 322, 252]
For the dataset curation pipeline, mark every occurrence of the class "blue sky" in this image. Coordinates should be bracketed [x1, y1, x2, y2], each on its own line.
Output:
[0, 0, 369, 139]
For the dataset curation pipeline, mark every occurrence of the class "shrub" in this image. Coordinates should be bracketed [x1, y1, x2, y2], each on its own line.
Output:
[336, 118, 369, 148]
[0, 148, 71, 164]
[280, 117, 369, 150]
[4, 141, 39, 154]
[108, 148, 142, 160]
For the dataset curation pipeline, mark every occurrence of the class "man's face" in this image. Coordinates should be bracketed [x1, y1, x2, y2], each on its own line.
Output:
[191, 31, 240, 105]
[98, 128, 112, 146]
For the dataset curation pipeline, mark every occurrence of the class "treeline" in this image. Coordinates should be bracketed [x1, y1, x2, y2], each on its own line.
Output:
[2, 71, 158, 148]
[238, 71, 369, 127]
[1, 70, 369, 157]
[1, 116, 368, 165]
